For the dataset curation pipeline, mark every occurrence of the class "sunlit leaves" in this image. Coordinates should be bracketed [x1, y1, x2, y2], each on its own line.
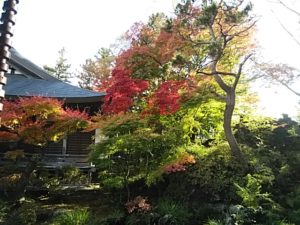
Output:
[0, 96, 89, 146]
[145, 80, 188, 115]
[102, 68, 149, 114]
[164, 152, 196, 174]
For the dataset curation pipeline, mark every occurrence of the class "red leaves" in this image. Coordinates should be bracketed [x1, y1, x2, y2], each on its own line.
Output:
[100, 14, 189, 116]
[102, 72, 187, 115]
[0, 96, 89, 146]
[0, 131, 18, 141]
[102, 68, 149, 114]
[146, 80, 187, 115]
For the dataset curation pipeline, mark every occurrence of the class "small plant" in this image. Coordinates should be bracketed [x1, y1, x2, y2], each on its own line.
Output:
[156, 198, 192, 225]
[93, 209, 125, 225]
[235, 174, 273, 209]
[126, 196, 151, 214]
[8, 198, 37, 225]
[205, 219, 223, 225]
[0, 199, 9, 222]
[52, 208, 90, 225]
[61, 165, 88, 185]
[4, 149, 25, 161]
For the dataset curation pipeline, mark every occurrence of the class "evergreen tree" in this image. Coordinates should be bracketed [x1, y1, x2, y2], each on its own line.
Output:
[77, 48, 115, 90]
[44, 47, 73, 83]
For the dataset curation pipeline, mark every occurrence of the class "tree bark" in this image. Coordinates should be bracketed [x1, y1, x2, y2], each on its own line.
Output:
[213, 73, 242, 157]
[223, 89, 242, 158]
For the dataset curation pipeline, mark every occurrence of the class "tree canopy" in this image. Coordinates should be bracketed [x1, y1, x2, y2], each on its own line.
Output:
[96, 0, 255, 157]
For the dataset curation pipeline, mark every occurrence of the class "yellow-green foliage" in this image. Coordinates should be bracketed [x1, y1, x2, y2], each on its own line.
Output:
[51, 208, 90, 225]
[4, 150, 25, 161]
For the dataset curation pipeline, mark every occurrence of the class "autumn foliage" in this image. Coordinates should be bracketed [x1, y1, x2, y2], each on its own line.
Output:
[101, 68, 149, 114]
[0, 96, 89, 146]
[99, 13, 192, 115]
[163, 152, 196, 174]
[146, 80, 188, 115]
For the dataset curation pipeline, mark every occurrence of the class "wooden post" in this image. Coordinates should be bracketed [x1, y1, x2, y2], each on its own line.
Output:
[0, 0, 19, 115]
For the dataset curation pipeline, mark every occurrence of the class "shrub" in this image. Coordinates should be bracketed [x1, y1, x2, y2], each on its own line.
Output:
[284, 186, 300, 224]
[155, 198, 192, 225]
[165, 143, 247, 202]
[89, 209, 125, 225]
[204, 219, 223, 225]
[51, 208, 90, 225]
[0, 199, 9, 222]
[235, 174, 273, 209]
[8, 199, 37, 225]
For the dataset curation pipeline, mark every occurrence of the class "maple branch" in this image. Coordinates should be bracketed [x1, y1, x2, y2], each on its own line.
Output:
[207, 15, 232, 93]
[230, 19, 257, 38]
[137, 52, 163, 67]
[226, 23, 239, 34]
[197, 70, 237, 77]
[209, 59, 231, 93]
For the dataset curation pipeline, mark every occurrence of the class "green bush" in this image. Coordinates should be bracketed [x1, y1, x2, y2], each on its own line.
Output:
[155, 198, 192, 225]
[51, 208, 90, 225]
[0, 199, 9, 222]
[284, 186, 300, 224]
[165, 143, 247, 202]
[204, 219, 223, 225]
[8, 199, 37, 225]
[91, 209, 125, 225]
[61, 165, 88, 185]
[235, 174, 273, 209]
[124, 198, 192, 225]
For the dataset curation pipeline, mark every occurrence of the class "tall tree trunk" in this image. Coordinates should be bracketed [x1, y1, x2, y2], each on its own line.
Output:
[213, 74, 243, 157]
[224, 90, 242, 157]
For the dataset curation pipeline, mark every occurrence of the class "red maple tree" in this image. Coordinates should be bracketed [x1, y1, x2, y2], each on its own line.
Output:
[0, 96, 89, 146]
[101, 68, 149, 114]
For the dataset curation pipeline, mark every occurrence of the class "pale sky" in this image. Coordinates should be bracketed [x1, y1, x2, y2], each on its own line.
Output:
[11, 0, 300, 118]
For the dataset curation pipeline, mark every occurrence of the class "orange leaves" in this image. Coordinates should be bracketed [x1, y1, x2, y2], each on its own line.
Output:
[164, 153, 196, 174]
[155, 30, 185, 64]
[125, 196, 151, 214]
[0, 96, 89, 146]
[0, 131, 18, 142]
[56, 108, 89, 130]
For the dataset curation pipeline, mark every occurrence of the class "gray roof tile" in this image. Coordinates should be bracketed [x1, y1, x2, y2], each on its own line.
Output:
[4, 49, 105, 103]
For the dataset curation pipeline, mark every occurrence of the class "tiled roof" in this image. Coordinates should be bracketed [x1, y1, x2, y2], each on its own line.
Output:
[4, 75, 105, 103]
[9, 48, 59, 81]
[4, 49, 105, 103]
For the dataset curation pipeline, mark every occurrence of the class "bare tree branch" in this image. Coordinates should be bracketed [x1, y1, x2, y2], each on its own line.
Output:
[233, 53, 253, 89]
[277, 0, 300, 17]
[270, 8, 300, 47]
[279, 81, 300, 96]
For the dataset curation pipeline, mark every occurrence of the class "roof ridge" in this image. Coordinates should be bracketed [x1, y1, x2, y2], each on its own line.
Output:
[9, 48, 60, 81]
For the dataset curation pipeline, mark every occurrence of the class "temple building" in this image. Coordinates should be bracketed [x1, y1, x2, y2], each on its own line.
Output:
[1, 48, 105, 170]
